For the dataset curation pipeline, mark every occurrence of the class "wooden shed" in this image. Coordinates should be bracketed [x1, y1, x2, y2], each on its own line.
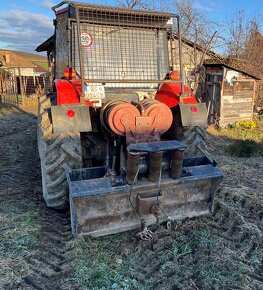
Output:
[204, 63, 260, 126]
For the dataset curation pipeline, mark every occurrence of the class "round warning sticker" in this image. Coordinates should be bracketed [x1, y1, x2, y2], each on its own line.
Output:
[80, 32, 93, 47]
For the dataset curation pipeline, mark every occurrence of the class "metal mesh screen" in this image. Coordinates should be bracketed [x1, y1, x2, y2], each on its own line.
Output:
[70, 6, 173, 88]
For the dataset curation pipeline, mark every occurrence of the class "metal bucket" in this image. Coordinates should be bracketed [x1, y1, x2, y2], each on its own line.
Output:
[67, 156, 223, 237]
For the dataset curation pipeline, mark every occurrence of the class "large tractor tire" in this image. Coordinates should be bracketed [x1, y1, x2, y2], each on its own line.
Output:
[169, 106, 210, 157]
[182, 126, 210, 157]
[37, 95, 82, 208]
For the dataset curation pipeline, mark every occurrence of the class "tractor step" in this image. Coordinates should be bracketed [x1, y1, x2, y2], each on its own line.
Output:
[67, 156, 223, 237]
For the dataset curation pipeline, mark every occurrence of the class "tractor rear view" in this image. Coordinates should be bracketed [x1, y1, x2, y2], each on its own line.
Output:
[36, 1, 223, 237]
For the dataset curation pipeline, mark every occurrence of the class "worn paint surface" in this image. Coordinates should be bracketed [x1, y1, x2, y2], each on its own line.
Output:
[205, 66, 256, 126]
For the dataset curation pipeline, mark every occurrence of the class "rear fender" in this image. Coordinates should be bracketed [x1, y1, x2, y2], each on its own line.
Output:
[51, 104, 92, 133]
[155, 82, 197, 108]
[155, 82, 207, 127]
[180, 103, 208, 127]
[55, 79, 93, 107]
[55, 79, 81, 105]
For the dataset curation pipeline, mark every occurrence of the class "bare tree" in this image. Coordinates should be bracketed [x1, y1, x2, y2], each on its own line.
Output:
[115, 0, 156, 10]
[224, 11, 263, 107]
[114, 0, 220, 98]
[173, 0, 219, 47]
[243, 21, 263, 71]
[170, 0, 220, 96]
[226, 10, 250, 58]
[243, 21, 263, 108]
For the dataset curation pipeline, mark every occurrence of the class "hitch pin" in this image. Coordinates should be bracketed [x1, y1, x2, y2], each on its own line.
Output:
[151, 202, 162, 224]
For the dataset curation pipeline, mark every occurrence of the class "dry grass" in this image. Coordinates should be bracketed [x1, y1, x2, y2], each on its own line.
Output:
[72, 118, 263, 290]
[207, 117, 263, 143]
[0, 199, 40, 287]
[1, 104, 263, 289]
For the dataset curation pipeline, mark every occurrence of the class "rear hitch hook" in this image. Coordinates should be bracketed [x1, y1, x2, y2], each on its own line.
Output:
[137, 219, 153, 241]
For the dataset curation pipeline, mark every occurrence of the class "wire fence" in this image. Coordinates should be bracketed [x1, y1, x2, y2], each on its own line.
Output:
[0, 68, 50, 107]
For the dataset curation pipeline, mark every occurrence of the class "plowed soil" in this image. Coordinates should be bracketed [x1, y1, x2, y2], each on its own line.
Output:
[1, 103, 263, 290]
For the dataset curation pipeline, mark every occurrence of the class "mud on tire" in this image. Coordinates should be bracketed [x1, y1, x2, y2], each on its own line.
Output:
[37, 95, 82, 208]
[169, 106, 210, 157]
[182, 126, 210, 157]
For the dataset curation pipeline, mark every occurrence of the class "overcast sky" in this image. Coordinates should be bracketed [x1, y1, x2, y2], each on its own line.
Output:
[0, 0, 262, 54]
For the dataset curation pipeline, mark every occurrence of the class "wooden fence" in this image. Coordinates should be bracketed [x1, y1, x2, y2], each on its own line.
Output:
[0, 68, 50, 106]
[0, 68, 20, 105]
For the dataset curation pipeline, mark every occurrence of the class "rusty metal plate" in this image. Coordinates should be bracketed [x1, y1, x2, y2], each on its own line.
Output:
[127, 140, 186, 153]
[105, 92, 139, 103]
[136, 193, 163, 214]
[51, 105, 92, 133]
[180, 103, 208, 127]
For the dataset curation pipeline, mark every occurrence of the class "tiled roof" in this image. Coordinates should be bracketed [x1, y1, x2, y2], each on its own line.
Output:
[0, 49, 48, 72]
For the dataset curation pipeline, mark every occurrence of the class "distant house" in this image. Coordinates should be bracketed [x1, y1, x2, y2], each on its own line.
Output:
[204, 60, 260, 126]
[171, 35, 262, 126]
[0, 50, 49, 96]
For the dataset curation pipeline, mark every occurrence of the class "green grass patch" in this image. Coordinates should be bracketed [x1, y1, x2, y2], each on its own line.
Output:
[74, 235, 139, 290]
[219, 118, 263, 143]
[0, 228, 38, 258]
[0, 199, 40, 258]
[165, 226, 249, 289]
[34, 61, 49, 71]
[212, 118, 263, 157]
[226, 139, 263, 157]
[73, 222, 258, 289]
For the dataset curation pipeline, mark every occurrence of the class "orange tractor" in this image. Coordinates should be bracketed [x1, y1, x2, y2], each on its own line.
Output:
[36, 1, 223, 237]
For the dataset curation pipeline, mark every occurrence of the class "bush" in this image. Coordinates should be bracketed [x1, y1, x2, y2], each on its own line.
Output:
[234, 120, 257, 130]
[226, 139, 262, 157]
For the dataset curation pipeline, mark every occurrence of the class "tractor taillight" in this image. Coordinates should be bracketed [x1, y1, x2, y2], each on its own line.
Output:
[191, 106, 198, 113]
[169, 70, 180, 80]
[67, 109, 75, 118]
[64, 67, 76, 80]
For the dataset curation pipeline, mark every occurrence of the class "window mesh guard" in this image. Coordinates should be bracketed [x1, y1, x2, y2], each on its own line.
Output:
[71, 6, 175, 88]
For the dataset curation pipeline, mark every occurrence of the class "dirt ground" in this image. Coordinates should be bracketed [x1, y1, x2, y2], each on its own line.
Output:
[1, 103, 263, 290]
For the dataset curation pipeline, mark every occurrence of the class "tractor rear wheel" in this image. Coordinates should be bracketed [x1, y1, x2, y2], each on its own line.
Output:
[37, 95, 82, 208]
[182, 126, 209, 157]
[168, 106, 209, 157]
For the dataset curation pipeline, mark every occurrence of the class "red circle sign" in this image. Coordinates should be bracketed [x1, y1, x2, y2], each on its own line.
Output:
[80, 32, 93, 47]
[67, 109, 75, 118]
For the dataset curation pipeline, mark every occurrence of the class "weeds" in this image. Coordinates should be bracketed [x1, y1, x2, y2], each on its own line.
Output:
[208, 118, 263, 157]
[0, 199, 39, 258]
[234, 120, 257, 130]
[226, 139, 263, 157]
[73, 236, 139, 289]
[210, 117, 263, 143]
[0, 198, 40, 288]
